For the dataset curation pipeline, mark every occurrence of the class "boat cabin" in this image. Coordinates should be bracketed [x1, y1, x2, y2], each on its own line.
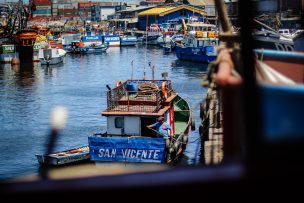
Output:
[101, 80, 178, 138]
[184, 23, 219, 48]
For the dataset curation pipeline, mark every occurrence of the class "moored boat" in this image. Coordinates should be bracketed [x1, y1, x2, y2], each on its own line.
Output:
[68, 35, 109, 54]
[88, 79, 194, 164]
[38, 47, 66, 66]
[104, 35, 121, 47]
[35, 145, 90, 166]
[252, 29, 294, 52]
[0, 44, 18, 63]
[175, 21, 219, 63]
[120, 36, 138, 46]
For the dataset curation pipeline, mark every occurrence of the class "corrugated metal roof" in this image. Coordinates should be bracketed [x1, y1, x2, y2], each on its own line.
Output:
[138, 5, 207, 16]
[187, 0, 206, 6]
[138, 7, 176, 16]
[118, 6, 155, 13]
[202, 0, 216, 5]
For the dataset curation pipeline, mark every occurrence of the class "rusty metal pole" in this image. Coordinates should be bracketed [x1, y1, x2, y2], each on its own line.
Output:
[213, 0, 243, 163]
[214, 0, 233, 33]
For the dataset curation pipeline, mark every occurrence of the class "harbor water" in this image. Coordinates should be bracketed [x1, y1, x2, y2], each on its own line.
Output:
[0, 45, 208, 180]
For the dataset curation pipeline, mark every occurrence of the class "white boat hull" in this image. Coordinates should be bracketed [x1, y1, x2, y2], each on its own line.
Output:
[40, 55, 64, 65]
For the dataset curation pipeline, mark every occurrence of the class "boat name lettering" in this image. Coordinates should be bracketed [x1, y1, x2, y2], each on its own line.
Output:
[105, 37, 120, 41]
[2, 45, 15, 52]
[34, 44, 46, 50]
[192, 48, 200, 54]
[98, 148, 160, 159]
[83, 36, 102, 41]
[98, 148, 116, 158]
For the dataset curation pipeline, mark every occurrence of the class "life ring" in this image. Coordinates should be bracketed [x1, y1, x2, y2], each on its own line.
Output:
[116, 80, 122, 87]
[161, 82, 168, 99]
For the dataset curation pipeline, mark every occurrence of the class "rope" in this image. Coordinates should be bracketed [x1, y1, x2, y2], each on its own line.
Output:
[138, 82, 159, 92]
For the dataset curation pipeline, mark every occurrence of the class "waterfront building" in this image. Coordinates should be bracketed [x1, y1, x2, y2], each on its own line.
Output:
[31, 0, 52, 18]
[108, 5, 153, 29]
[137, 4, 207, 30]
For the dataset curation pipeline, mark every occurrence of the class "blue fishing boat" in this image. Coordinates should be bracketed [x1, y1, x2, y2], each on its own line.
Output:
[104, 35, 121, 47]
[88, 79, 195, 164]
[175, 22, 219, 63]
[120, 36, 138, 46]
[69, 35, 109, 54]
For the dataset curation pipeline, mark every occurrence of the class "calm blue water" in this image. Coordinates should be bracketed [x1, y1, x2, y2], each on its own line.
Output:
[0, 45, 208, 180]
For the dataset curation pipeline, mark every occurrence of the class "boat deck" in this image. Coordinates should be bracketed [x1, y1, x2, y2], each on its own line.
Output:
[104, 80, 177, 115]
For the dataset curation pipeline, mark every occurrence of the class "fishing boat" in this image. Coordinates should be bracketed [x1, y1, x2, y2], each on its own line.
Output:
[35, 145, 90, 166]
[69, 40, 109, 54]
[252, 29, 294, 52]
[175, 21, 219, 63]
[163, 43, 174, 54]
[68, 35, 109, 54]
[88, 79, 195, 164]
[0, 44, 18, 63]
[254, 49, 304, 140]
[38, 47, 66, 66]
[120, 36, 138, 46]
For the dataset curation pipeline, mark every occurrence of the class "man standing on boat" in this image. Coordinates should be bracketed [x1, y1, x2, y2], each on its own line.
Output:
[147, 116, 173, 163]
[147, 116, 172, 145]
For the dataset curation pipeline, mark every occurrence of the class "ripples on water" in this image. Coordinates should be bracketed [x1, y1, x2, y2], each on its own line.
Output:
[0, 45, 208, 180]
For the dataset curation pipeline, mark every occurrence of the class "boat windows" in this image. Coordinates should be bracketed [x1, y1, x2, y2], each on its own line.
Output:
[115, 117, 124, 128]
[198, 40, 203, 47]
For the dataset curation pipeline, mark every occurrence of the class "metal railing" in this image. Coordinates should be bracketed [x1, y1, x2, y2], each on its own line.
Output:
[106, 80, 174, 113]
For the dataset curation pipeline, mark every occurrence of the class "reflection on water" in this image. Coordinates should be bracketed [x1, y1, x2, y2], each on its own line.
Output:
[0, 46, 208, 180]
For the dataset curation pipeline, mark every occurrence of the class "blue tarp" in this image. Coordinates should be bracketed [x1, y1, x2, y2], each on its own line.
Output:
[89, 137, 166, 163]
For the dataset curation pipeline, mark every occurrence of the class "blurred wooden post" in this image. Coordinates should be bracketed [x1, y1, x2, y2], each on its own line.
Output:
[214, 0, 243, 163]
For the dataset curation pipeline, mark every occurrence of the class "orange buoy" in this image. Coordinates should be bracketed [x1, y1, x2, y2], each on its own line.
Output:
[116, 80, 122, 87]
[161, 82, 168, 99]
[11, 57, 20, 65]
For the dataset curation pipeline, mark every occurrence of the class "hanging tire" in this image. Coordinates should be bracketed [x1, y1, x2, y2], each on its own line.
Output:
[200, 102, 205, 120]
[182, 135, 188, 145]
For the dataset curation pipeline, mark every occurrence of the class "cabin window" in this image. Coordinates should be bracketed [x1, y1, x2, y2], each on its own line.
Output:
[115, 117, 124, 128]
[199, 40, 203, 47]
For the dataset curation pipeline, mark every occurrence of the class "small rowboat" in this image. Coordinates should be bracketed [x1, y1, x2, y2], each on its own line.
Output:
[35, 145, 90, 166]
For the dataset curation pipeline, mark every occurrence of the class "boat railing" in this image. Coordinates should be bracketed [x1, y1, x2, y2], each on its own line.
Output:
[106, 80, 174, 113]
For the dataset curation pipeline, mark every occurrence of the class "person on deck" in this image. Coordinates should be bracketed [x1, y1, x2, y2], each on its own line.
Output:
[146, 116, 172, 146]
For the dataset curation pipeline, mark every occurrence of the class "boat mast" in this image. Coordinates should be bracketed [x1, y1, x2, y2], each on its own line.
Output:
[144, 15, 148, 80]
[131, 59, 134, 80]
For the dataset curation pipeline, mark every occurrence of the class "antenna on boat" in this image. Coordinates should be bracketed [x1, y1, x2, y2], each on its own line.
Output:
[131, 59, 134, 80]
[149, 62, 155, 81]
[144, 15, 148, 80]
[40, 106, 68, 180]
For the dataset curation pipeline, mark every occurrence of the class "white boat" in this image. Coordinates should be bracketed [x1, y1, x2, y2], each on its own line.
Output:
[38, 47, 66, 66]
[0, 44, 18, 63]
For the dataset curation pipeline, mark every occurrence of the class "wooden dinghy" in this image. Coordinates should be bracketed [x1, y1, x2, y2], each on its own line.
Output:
[36, 145, 90, 166]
